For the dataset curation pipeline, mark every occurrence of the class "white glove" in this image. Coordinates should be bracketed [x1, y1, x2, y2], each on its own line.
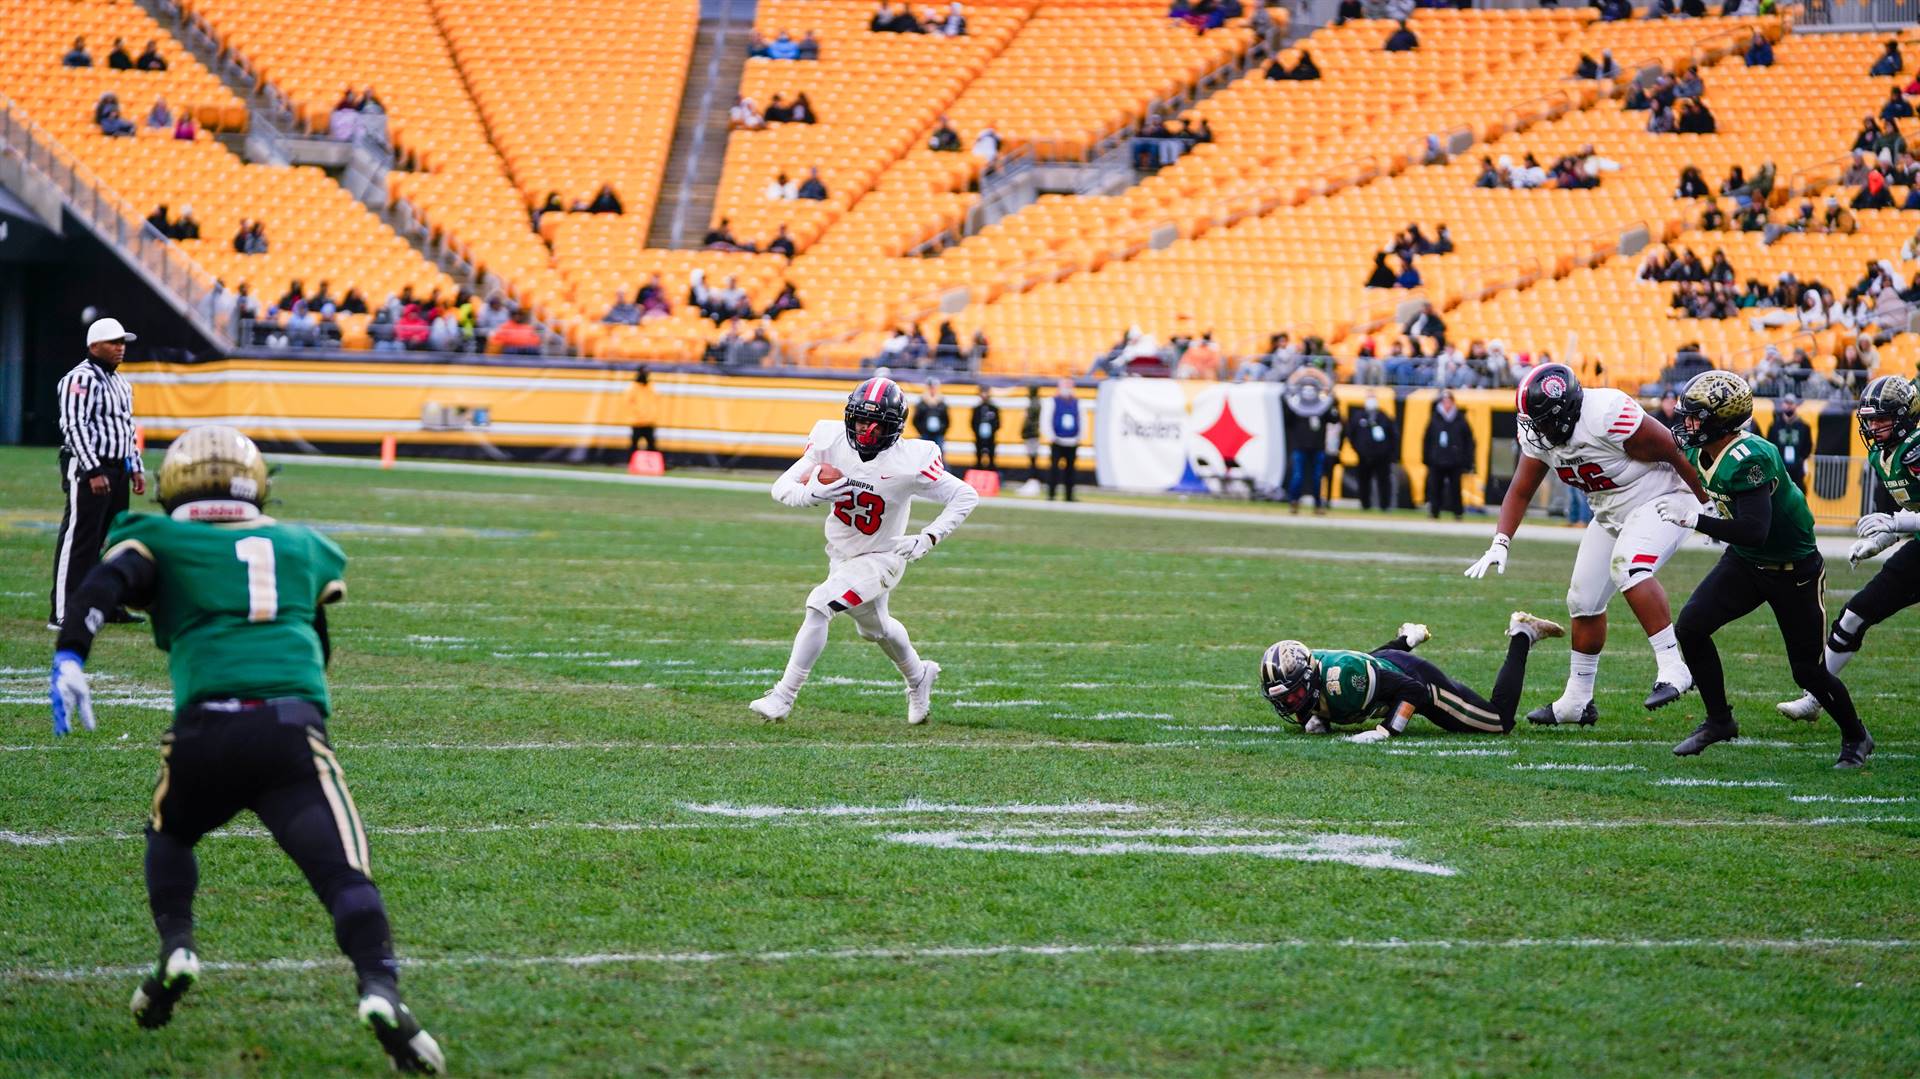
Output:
[804, 473, 853, 506]
[1849, 532, 1899, 568]
[892, 532, 937, 562]
[1464, 535, 1509, 579]
[1302, 717, 1331, 735]
[50, 651, 95, 736]
[1347, 725, 1393, 744]
[1655, 497, 1705, 530]
[1858, 510, 1920, 538]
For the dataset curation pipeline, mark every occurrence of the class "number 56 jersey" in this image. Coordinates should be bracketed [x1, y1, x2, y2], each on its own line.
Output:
[1518, 387, 1688, 532]
[104, 511, 347, 715]
[797, 418, 961, 561]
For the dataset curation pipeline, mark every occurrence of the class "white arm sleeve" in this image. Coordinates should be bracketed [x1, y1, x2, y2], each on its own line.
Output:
[771, 450, 821, 507]
[917, 472, 979, 543]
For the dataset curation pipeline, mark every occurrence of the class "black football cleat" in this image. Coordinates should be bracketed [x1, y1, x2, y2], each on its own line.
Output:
[106, 608, 146, 624]
[1673, 719, 1739, 756]
[130, 947, 199, 1029]
[1644, 682, 1682, 710]
[359, 982, 445, 1074]
[1526, 701, 1598, 726]
[1835, 733, 1876, 770]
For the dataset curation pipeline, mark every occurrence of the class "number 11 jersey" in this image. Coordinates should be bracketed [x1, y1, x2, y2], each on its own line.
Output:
[1518, 387, 1688, 531]
[801, 418, 955, 562]
[104, 512, 346, 714]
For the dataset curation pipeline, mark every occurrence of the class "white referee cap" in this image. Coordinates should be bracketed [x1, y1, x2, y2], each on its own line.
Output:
[86, 317, 137, 346]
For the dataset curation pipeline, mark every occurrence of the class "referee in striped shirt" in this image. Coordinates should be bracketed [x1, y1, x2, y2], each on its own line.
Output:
[49, 318, 146, 630]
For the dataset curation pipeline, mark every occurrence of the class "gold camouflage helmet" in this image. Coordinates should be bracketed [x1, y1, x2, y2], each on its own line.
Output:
[1674, 370, 1753, 449]
[158, 425, 270, 513]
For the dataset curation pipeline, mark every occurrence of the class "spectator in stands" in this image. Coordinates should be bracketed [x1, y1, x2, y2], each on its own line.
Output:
[1260, 332, 1303, 381]
[768, 31, 800, 60]
[1382, 339, 1427, 385]
[136, 40, 167, 71]
[603, 292, 641, 325]
[717, 276, 752, 321]
[1473, 155, 1505, 188]
[703, 218, 743, 250]
[1394, 256, 1422, 289]
[394, 303, 430, 349]
[1405, 301, 1446, 353]
[339, 287, 367, 315]
[173, 206, 200, 240]
[173, 113, 197, 141]
[764, 94, 792, 124]
[108, 38, 134, 71]
[730, 96, 765, 130]
[1744, 29, 1773, 67]
[493, 310, 543, 355]
[799, 30, 821, 59]
[1422, 390, 1473, 520]
[764, 172, 797, 200]
[1351, 337, 1384, 385]
[1855, 169, 1894, 210]
[1365, 251, 1397, 289]
[1706, 251, 1735, 286]
[63, 36, 91, 67]
[1647, 101, 1676, 134]
[1875, 117, 1907, 160]
[1699, 199, 1727, 231]
[1598, 0, 1631, 20]
[1175, 333, 1222, 379]
[587, 184, 623, 214]
[1871, 39, 1903, 78]
[1335, 0, 1363, 24]
[358, 88, 384, 115]
[873, 3, 924, 33]
[1719, 164, 1748, 198]
[767, 225, 796, 257]
[789, 93, 817, 124]
[369, 307, 401, 350]
[1822, 196, 1859, 234]
[1676, 165, 1709, 199]
[797, 167, 829, 200]
[1384, 21, 1418, 53]
[973, 124, 1001, 163]
[146, 98, 172, 130]
[1286, 49, 1321, 80]
[933, 322, 965, 368]
[1673, 67, 1703, 100]
[766, 282, 802, 319]
[146, 205, 174, 238]
[243, 221, 269, 254]
[1574, 53, 1601, 80]
[936, 2, 967, 35]
[929, 116, 961, 152]
[276, 281, 307, 311]
[1883, 87, 1914, 122]
[1855, 117, 1883, 153]
[1677, 99, 1716, 134]
[94, 94, 136, 138]
[746, 31, 770, 58]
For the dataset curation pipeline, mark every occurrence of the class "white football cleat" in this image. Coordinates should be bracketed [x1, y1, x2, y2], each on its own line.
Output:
[749, 686, 795, 723]
[1397, 622, 1430, 649]
[906, 661, 940, 725]
[1507, 611, 1564, 642]
[1777, 692, 1822, 722]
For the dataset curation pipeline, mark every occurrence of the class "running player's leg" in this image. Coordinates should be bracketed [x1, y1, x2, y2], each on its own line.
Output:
[1537, 522, 1614, 725]
[751, 573, 847, 720]
[1673, 555, 1765, 754]
[1779, 541, 1920, 720]
[1764, 560, 1871, 763]
[1610, 499, 1694, 707]
[1380, 652, 1510, 734]
[849, 590, 941, 724]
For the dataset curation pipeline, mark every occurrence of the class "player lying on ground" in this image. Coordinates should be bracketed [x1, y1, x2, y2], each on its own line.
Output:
[1780, 375, 1920, 722]
[48, 425, 444, 1073]
[752, 376, 980, 724]
[1258, 612, 1565, 742]
[1656, 372, 1874, 768]
[1465, 363, 1709, 725]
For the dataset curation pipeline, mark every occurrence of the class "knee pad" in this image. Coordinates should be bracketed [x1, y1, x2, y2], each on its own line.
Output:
[1827, 610, 1869, 653]
[1565, 584, 1610, 620]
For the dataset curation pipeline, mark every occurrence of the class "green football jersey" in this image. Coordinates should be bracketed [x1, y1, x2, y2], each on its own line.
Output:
[1687, 431, 1817, 565]
[104, 512, 347, 715]
[1309, 649, 1403, 725]
[1869, 427, 1920, 511]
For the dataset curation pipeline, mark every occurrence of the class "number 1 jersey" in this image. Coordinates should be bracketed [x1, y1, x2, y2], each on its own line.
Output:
[1519, 387, 1687, 530]
[104, 512, 346, 714]
[798, 418, 958, 561]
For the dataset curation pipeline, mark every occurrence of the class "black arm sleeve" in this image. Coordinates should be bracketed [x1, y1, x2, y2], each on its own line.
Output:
[314, 605, 331, 667]
[1371, 669, 1426, 730]
[55, 549, 157, 661]
[1692, 486, 1773, 548]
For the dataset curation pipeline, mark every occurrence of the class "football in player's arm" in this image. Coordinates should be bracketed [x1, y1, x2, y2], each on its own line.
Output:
[1259, 611, 1564, 742]
[1779, 375, 1920, 723]
[1655, 372, 1875, 768]
[48, 425, 443, 1073]
[751, 377, 980, 724]
[1466, 364, 1710, 725]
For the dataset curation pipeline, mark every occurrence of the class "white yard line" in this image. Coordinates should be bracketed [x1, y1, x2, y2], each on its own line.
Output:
[1510, 763, 1645, 772]
[680, 801, 1142, 819]
[1652, 779, 1788, 788]
[14, 935, 1913, 983]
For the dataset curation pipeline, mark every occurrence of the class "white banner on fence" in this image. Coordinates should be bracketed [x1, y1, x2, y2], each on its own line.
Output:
[1094, 380, 1287, 492]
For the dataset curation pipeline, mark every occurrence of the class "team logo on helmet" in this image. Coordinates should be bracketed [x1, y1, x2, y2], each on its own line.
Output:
[1540, 375, 1566, 399]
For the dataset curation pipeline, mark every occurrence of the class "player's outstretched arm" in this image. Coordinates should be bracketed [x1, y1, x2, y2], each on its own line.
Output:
[1624, 417, 1709, 502]
[1351, 698, 1418, 743]
[1659, 486, 1770, 546]
[1467, 455, 1546, 578]
[50, 548, 156, 735]
[771, 451, 852, 508]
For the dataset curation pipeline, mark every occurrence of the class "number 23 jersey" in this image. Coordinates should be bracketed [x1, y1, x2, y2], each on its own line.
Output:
[104, 511, 346, 715]
[1518, 387, 1687, 530]
[801, 418, 957, 561]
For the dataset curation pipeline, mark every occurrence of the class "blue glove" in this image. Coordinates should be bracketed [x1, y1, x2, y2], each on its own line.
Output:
[50, 650, 95, 736]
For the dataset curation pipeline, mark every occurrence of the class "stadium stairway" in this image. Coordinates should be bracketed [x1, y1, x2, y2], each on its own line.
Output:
[649, 2, 755, 250]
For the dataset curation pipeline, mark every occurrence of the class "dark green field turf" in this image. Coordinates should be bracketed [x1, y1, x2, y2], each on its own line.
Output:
[2, 447, 1915, 1077]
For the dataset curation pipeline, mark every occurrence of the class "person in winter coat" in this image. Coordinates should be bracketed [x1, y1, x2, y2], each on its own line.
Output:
[1422, 389, 1475, 519]
[1347, 394, 1399, 510]
[1046, 379, 1082, 501]
[970, 384, 1001, 471]
[1021, 384, 1044, 483]
[1282, 381, 1334, 513]
[912, 379, 949, 453]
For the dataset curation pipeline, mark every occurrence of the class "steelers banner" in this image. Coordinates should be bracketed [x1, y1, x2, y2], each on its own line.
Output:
[1093, 380, 1287, 492]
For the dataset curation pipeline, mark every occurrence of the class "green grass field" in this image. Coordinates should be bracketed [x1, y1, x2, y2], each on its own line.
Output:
[2, 445, 1916, 1077]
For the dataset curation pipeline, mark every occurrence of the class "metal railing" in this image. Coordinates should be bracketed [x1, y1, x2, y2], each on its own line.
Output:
[1085, 13, 1289, 165]
[1793, 0, 1920, 28]
[0, 97, 232, 350]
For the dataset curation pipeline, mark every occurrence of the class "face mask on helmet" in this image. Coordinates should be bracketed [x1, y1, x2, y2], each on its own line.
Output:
[1518, 366, 1582, 451]
[844, 378, 906, 460]
[1259, 641, 1319, 723]
[1856, 375, 1918, 450]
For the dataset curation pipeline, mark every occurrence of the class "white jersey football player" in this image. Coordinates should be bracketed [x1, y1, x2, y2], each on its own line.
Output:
[752, 376, 980, 724]
[1464, 364, 1711, 724]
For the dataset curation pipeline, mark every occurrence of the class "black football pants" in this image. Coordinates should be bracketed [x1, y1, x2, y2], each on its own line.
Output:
[49, 456, 130, 626]
[1674, 551, 1865, 740]
[1830, 539, 1920, 654]
[146, 699, 399, 987]
[1372, 635, 1530, 734]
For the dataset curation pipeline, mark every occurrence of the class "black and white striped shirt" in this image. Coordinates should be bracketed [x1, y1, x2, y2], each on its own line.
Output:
[56, 358, 141, 477]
